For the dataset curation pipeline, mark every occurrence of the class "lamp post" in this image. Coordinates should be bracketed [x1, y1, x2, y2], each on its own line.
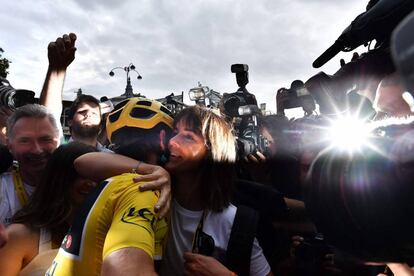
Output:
[109, 63, 142, 98]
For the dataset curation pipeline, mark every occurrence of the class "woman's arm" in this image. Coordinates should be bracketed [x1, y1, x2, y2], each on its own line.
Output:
[0, 224, 38, 275]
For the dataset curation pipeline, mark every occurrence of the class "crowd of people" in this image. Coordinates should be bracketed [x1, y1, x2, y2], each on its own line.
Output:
[1, 1, 414, 275]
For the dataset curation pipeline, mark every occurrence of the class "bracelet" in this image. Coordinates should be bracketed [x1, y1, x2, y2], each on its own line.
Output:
[131, 161, 142, 174]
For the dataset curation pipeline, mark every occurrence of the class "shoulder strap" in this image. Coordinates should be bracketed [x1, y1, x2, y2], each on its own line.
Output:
[226, 205, 259, 276]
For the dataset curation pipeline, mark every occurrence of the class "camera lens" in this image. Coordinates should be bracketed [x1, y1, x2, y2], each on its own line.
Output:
[197, 232, 215, 256]
[0, 82, 16, 109]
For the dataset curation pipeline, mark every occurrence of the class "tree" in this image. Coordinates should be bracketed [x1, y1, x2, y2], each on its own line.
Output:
[0, 48, 11, 78]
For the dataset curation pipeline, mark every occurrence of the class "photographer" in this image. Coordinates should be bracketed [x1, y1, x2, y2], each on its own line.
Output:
[220, 65, 322, 274]
[219, 65, 300, 197]
[304, 124, 414, 274]
[301, 10, 414, 275]
[241, 115, 303, 199]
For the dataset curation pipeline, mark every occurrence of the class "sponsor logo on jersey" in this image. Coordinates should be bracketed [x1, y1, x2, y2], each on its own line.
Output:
[121, 206, 156, 227]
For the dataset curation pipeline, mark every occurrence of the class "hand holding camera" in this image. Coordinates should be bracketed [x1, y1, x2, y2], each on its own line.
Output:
[220, 64, 269, 159]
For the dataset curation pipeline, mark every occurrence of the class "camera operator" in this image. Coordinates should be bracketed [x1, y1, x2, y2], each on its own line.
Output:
[241, 115, 304, 199]
[304, 125, 414, 274]
[220, 64, 304, 199]
[222, 65, 328, 275]
[302, 10, 414, 275]
[219, 64, 264, 159]
[275, 81, 405, 274]
[306, 0, 414, 117]
[370, 8, 414, 120]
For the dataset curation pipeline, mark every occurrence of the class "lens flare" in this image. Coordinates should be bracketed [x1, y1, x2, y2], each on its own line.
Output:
[326, 116, 371, 152]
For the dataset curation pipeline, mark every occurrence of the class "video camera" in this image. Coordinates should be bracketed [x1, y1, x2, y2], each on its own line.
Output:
[306, 0, 414, 116]
[313, 0, 414, 69]
[304, 118, 414, 263]
[221, 64, 269, 158]
[0, 77, 35, 110]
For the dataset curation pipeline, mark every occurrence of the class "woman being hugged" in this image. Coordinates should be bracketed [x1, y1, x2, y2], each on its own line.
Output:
[160, 105, 272, 276]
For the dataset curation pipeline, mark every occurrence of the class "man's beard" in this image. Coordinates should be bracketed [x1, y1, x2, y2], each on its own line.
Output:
[71, 123, 101, 139]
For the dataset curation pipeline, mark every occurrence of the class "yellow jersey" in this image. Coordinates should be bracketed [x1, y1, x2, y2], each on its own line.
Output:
[46, 173, 167, 276]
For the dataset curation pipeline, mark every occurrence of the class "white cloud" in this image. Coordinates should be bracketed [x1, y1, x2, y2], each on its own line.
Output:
[1, 0, 368, 112]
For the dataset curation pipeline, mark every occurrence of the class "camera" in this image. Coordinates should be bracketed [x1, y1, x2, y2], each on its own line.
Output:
[0, 77, 35, 110]
[221, 64, 269, 158]
[304, 119, 414, 263]
[276, 80, 316, 116]
[295, 233, 331, 263]
[193, 230, 215, 256]
[307, 0, 414, 116]
[313, 0, 414, 68]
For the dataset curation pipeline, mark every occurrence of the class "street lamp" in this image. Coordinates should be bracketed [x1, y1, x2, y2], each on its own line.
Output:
[109, 63, 142, 98]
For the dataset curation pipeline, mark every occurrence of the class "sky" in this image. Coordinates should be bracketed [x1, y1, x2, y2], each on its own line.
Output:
[1, 0, 368, 114]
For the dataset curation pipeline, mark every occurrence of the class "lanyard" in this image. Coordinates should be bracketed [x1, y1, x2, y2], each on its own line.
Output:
[12, 170, 29, 206]
[191, 211, 206, 253]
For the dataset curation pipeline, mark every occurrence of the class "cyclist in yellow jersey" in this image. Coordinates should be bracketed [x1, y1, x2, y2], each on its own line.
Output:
[47, 173, 167, 276]
[47, 97, 174, 276]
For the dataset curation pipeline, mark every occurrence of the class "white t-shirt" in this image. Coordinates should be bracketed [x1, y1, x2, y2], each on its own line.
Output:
[160, 200, 271, 276]
[0, 172, 35, 225]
